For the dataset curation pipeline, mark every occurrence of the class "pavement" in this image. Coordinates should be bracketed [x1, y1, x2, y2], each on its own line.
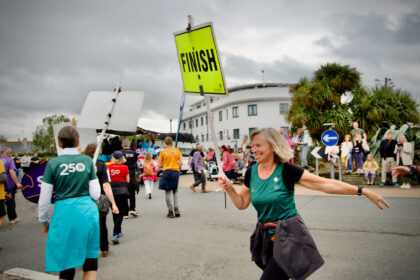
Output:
[1, 172, 419, 279]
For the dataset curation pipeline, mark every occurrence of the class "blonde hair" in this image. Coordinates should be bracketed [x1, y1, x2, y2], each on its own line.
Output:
[398, 135, 406, 143]
[366, 153, 373, 161]
[250, 128, 292, 163]
[196, 144, 203, 151]
[344, 134, 351, 141]
[144, 152, 152, 162]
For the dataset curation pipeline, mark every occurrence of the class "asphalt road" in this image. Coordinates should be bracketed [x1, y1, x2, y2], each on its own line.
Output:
[1, 174, 419, 279]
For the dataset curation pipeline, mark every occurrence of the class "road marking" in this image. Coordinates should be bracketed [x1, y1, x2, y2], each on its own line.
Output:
[3, 268, 57, 280]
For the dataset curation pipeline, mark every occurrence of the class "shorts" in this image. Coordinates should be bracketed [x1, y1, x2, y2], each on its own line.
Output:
[158, 170, 180, 191]
[0, 200, 5, 217]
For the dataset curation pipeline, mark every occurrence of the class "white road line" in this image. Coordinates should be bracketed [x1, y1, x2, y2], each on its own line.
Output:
[3, 268, 57, 280]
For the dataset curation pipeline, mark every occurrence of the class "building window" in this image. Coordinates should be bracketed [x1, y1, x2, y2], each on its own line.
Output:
[233, 129, 240, 139]
[226, 109, 228, 120]
[219, 131, 223, 140]
[249, 127, 257, 136]
[248, 104, 257, 116]
[219, 111, 223, 121]
[280, 103, 288, 114]
[183, 122, 186, 130]
[206, 134, 208, 141]
[197, 104, 201, 109]
[201, 134, 204, 142]
[206, 115, 208, 124]
[232, 106, 238, 118]
[189, 120, 193, 129]
[201, 117, 204, 126]
[195, 119, 198, 127]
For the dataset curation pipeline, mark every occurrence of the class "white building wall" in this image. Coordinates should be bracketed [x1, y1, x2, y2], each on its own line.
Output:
[179, 83, 292, 150]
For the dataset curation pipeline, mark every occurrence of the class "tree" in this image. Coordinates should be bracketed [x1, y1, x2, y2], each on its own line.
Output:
[0, 135, 7, 142]
[32, 114, 70, 154]
[287, 63, 419, 143]
[287, 63, 361, 143]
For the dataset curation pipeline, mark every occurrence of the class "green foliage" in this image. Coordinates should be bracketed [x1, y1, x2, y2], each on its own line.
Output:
[288, 62, 420, 144]
[0, 135, 7, 142]
[32, 114, 70, 154]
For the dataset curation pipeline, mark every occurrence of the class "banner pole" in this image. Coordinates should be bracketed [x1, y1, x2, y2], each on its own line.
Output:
[93, 82, 121, 164]
[174, 93, 185, 148]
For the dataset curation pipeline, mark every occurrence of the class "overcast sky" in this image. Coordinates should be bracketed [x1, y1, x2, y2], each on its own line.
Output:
[1, 0, 419, 140]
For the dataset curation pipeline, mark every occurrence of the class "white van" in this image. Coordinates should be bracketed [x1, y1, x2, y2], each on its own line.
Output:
[155, 142, 193, 175]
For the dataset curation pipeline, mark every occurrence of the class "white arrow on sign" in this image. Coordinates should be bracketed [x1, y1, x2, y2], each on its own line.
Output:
[323, 134, 338, 142]
[311, 147, 323, 159]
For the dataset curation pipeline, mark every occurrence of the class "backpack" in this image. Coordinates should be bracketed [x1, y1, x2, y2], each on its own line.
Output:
[143, 162, 153, 176]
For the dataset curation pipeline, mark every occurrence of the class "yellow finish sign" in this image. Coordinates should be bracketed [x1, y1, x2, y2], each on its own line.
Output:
[174, 23, 227, 95]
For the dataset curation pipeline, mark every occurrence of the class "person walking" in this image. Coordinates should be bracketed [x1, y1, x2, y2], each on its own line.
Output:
[0, 160, 7, 229]
[38, 126, 101, 280]
[221, 145, 236, 180]
[190, 145, 208, 193]
[143, 152, 157, 199]
[107, 151, 130, 244]
[394, 135, 413, 189]
[158, 136, 183, 218]
[284, 132, 295, 164]
[218, 128, 389, 280]
[120, 139, 139, 217]
[83, 143, 119, 257]
[0, 147, 22, 224]
[379, 132, 399, 186]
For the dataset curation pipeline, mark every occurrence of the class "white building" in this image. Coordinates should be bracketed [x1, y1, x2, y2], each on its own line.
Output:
[179, 83, 293, 150]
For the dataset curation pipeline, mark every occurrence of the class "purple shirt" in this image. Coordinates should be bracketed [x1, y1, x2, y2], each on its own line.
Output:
[0, 156, 16, 190]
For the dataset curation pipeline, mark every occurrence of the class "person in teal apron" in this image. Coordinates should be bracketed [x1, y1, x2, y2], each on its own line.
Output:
[219, 128, 390, 280]
[38, 126, 101, 280]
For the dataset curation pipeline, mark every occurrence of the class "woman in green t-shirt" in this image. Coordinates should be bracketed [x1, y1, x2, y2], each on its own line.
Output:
[38, 126, 101, 280]
[219, 128, 390, 280]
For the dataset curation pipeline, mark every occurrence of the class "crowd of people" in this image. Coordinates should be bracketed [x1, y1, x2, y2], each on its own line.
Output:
[0, 124, 417, 279]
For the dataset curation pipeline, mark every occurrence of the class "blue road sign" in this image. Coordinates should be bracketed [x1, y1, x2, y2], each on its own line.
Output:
[321, 130, 339, 146]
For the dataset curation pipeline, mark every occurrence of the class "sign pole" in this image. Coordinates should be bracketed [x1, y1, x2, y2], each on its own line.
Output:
[315, 158, 319, 176]
[174, 93, 185, 148]
[93, 82, 121, 164]
[203, 94, 226, 208]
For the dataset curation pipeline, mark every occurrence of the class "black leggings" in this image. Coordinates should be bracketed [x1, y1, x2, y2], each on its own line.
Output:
[258, 241, 289, 280]
[260, 257, 289, 280]
[59, 258, 98, 280]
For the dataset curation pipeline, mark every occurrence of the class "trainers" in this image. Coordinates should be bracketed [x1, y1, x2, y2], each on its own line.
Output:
[130, 210, 139, 217]
[400, 183, 407, 189]
[117, 232, 123, 238]
[201, 189, 209, 193]
[174, 208, 181, 217]
[190, 185, 196, 192]
[167, 210, 175, 218]
[101, 248, 110, 257]
[111, 235, 119, 244]
[393, 182, 400, 187]
[379, 182, 385, 186]
[405, 183, 411, 189]
[148, 193, 152, 199]
[9, 218, 19, 224]
[123, 216, 129, 219]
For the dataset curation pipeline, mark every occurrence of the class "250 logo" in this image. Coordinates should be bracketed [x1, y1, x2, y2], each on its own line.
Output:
[59, 163, 86, 176]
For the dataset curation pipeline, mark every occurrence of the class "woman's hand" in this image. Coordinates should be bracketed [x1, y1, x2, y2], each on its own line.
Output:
[42, 222, 49, 236]
[112, 204, 119, 215]
[218, 174, 233, 191]
[363, 189, 390, 210]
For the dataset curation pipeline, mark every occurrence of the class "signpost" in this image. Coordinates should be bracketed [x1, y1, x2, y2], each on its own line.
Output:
[322, 129, 341, 180]
[174, 16, 228, 208]
[321, 130, 339, 146]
